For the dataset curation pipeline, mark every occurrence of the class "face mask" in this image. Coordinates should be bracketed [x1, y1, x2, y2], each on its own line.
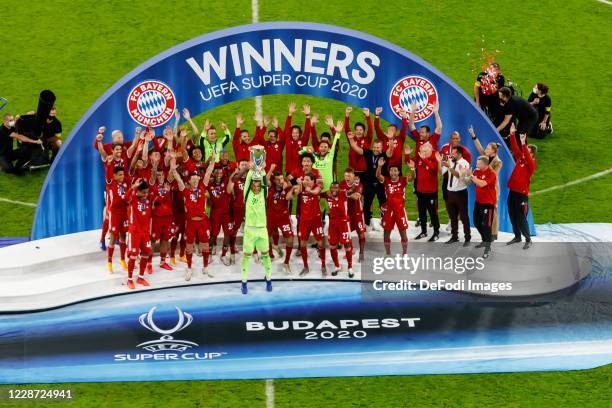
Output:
[7, 121, 15, 127]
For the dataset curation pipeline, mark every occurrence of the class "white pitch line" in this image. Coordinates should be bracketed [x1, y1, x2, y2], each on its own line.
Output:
[252, 0, 263, 115]
[531, 167, 612, 196]
[596, 0, 612, 6]
[0, 197, 37, 208]
[252, 0, 271, 406]
[265, 379, 275, 408]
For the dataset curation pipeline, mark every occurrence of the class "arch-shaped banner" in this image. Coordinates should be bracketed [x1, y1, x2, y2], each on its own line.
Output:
[32, 22, 534, 239]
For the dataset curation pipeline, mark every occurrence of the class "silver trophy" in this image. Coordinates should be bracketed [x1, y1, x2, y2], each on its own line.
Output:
[249, 145, 266, 180]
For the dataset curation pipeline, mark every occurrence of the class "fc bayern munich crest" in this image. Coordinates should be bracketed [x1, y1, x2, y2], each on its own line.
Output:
[127, 80, 176, 127]
[389, 75, 438, 122]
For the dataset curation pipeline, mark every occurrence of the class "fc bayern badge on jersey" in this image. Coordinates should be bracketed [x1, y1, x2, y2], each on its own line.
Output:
[127, 80, 176, 127]
[389, 75, 438, 122]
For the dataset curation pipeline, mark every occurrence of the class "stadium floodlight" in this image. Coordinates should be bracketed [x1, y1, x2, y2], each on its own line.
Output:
[0, 97, 8, 110]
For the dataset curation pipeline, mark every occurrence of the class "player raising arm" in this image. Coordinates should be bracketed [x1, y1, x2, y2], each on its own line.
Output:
[286, 173, 326, 277]
[376, 156, 415, 256]
[240, 158, 274, 294]
[266, 165, 294, 274]
[171, 154, 216, 281]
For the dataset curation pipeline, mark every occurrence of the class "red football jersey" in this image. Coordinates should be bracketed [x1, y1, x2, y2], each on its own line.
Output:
[171, 181, 185, 215]
[182, 181, 208, 218]
[325, 191, 349, 223]
[232, 175, 246, 209]
[265, 136, 285, 172]
[473, 168, 497, 205]
[127, 190, 153, 235]
[267, 185, 291, 216]
[290, 167, 322, 184]
[415, 155, 439, 194]
[384, 176, 408, 208]
[151, 183, 174, 217]
[299, 190, 321, 221]
[104, 158, 129, 184]
[182, 158, 206, 179]
[218, 160, 237, 179]
[410, 129, 441, 154]
[207, 179, 232, 212]
[107, 180, 129, 211]
[339, 180, 364, 215]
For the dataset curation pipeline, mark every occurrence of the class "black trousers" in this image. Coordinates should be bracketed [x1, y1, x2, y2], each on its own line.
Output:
[363, 178, 386, 226]
[0, 150, 27, 175]
[473, 203, 494, 243]
[446, 190, 471, 240]
[507, 190, 531, 241]
[416, 192, 440, 234]
[480, 94, 502, 125]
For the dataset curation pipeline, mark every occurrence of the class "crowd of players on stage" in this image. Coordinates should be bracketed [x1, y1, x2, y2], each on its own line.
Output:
[95, 94, 537, 291]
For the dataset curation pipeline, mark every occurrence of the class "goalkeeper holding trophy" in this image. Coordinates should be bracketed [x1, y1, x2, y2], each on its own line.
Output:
[241, 145, 273, 295]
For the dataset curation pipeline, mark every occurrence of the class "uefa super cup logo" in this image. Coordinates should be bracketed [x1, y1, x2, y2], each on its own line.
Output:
[136, 306, 198, 352]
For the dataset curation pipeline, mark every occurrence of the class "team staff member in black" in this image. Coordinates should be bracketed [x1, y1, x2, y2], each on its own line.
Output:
[347, 133, 392, 230]
[0, 113, 43, 175]
[442, 146, 471, 246]
[527, 83, 552, 139]
[506, 125, 537, 250]
[42, 106, 63, 163]
[474, 62, 505, 124]
[496, 87, 538, 141]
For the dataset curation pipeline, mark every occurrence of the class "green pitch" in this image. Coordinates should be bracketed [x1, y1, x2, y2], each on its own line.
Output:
[0, 0, 610, 406]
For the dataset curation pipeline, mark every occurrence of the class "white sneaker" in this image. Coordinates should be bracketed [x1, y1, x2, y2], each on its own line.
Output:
[348, 268, 354, 278]
[282, 263, 291, 274]
[332, 267, 341, 277]
[220, 255, 231, 266]
[185, 268, 192, 281]
[230, 254, 236, 265]
[202, 267, 214, 278]
[273, 245, 284, 258]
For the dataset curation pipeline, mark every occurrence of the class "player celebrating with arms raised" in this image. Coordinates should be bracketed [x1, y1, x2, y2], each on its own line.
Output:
[266, 165, 294, 274]
[240, 150, 274, 294]
[376, 154, 415, 256]
[170, 155, 216, 281]
[287, 172, 326, 277]
[125, 179, 154, 290]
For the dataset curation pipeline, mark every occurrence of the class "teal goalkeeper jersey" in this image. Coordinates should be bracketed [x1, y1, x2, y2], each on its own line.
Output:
[243, 170, 267, 228]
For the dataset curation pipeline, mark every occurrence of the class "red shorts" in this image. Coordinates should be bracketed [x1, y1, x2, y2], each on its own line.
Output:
[328, 220, 351, 246]
[298, 217, 324, 242]
[349, 212, 366, 234]
[210, 210, 233, 238]
[232, 206, 245, 234]
[108, 209, 128, 235]
[268, 213, 293, 238]
[152, 215, 176, 242]
[185, 218, 211, 244]
[128, 231, 152, 256]
[381, 204, 408, 232]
